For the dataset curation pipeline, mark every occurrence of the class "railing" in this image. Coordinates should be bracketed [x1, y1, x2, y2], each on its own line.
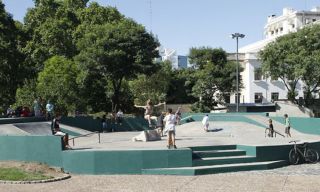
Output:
[69, 131, 100, 146]
[265, 128, 285, 138]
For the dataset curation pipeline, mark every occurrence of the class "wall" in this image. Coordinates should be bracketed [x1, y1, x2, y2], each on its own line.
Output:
[62, 149, 192, 174]
[0, 136, 63, 167]
[61, 116, 151, 132]
[0, 117, 46, 125]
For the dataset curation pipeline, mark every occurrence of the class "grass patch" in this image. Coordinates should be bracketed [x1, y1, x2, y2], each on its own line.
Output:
[0, 167, 53, 181]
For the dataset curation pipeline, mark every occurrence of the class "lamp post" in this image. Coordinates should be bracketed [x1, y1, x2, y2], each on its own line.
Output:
[231, 33, 245, 112]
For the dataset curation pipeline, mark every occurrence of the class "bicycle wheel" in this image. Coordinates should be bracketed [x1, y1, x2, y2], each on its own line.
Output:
[305, 149, 319, 163]
[289, 148, 300, 165]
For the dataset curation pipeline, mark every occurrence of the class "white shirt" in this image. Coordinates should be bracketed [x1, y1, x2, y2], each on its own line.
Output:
[164, 114, 176, 131]
[202, 116, 209, 125]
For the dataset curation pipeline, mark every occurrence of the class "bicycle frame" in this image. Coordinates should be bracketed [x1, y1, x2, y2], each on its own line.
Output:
[292, 143, 308, 158]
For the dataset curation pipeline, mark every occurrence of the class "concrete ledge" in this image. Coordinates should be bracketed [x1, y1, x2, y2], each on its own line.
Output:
[0, 174, 71, 184]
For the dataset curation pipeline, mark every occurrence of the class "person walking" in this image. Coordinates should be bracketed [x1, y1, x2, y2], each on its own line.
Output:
[164, 108, 177, 149]
[202, 114, 209, 132]
[284, 114, 291, 137]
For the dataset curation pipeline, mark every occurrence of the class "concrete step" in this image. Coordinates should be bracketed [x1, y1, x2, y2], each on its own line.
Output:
[193, 156, 257, 167]
[189, 145, 237, 151]
[193, 149, 246, 158]
[142, 160, 288, 176]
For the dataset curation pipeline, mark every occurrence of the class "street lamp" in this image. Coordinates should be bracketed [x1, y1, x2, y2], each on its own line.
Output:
[231, 33, 245, 112]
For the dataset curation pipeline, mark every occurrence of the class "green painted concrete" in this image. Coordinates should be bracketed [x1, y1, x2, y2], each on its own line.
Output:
[271, 117, 320, 135]
[0, 136, 63, 167]
[62, 148, 193, 174]
[61, 116, 151, 132]
[192, 156, 257, 166]
[0, 117, 46, 124]
[193, 150, 246, 158]
[180, 114, 265, 128]
[238, 141, 320, 162]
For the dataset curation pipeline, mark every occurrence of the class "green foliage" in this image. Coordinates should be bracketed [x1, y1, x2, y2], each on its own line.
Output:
[76, 18, 159, 110]
[15, 80, 37, 109]
[130, 61, 171, 105]
[37, 56, 80, 114]
[166, 68, 197, 104]
[23, 0, 85, 72]
[0, 1, 26, 107]
[260, 24, 320, 104]
[189, 47, 240, 112]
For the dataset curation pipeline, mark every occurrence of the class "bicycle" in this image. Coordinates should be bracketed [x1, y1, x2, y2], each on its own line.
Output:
[288, 140, 319, 165]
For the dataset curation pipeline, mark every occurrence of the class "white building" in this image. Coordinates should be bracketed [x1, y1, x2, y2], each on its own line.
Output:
[230, 7, 320, 104]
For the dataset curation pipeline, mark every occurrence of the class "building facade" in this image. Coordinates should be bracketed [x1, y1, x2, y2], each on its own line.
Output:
[229, 7, 320, 104]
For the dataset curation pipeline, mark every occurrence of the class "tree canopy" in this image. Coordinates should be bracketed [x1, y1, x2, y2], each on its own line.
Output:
[260, 24, 320, 104]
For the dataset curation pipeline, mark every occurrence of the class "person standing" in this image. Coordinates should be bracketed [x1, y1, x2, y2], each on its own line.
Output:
[284, 114, 291, 137]
[268, 119, 274, 137]
[164, 108, 177, 149]
[116, 109, 124, 125]
[46, 100, 54, 120]
[101, 114, 107, 133]
[33, 98, 41, 117]
[202, 114, 209, 132]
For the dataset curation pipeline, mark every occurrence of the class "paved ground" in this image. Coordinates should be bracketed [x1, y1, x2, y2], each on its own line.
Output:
[1, 116, 320, 191]
[1, 163, 320, 192]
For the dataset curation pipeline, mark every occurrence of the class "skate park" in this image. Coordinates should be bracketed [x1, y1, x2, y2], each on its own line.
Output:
[0, 113, 320, 176]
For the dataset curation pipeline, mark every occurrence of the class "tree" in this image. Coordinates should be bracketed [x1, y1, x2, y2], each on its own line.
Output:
[23, 0, 86, 72]
[260, 33, 300, 102]
[37, 56, 80, 114]
[166, 68, 197, 104]
[260, 24, 320, 104]
[189, 48, 240, 112]
[75, 18, 159, 110]
[0, 1, 26, 107]
[130, 61, 171, 105]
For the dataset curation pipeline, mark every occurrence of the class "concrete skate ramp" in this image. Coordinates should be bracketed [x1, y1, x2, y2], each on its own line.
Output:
[13, 122, 52, 135]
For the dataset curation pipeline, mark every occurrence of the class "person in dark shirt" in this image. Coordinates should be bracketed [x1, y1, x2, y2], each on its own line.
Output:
[268, 119, 274, 137]
[51, 114, 71, 149]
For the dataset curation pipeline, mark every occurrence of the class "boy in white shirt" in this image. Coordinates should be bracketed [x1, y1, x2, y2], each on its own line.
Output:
[164, 108, 177, 149]
[202, 114, 209, 132]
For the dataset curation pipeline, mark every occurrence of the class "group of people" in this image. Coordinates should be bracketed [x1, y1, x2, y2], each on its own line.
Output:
[266, 114, 291, 138]
[101, 109, 124, 133]
[135, 99, 182, 149]
[33, 97, 54, 120]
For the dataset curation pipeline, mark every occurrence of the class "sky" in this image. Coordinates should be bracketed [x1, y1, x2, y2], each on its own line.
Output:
[2, 0, 320, 55]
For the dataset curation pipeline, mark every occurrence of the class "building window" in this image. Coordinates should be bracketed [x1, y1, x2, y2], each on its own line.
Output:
[313, 19, 317, 22]
[224, 93, 230, 104]
[280, 27, 283, 31]
[254, 93, 263, 103]
[235, 93, 240, 104]
[271, 31, 274, 35]
[271, 92, 279, 102]
[254, 68, 263, 80]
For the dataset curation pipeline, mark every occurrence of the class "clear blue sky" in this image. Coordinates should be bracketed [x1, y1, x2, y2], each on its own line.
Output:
[2, 0, 320, 55]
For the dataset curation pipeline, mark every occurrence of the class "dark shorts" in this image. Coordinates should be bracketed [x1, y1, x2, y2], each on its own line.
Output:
[285, 126, 290, 134]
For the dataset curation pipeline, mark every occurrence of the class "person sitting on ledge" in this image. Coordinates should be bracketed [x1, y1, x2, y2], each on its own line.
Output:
[51, 114, 71, 150]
